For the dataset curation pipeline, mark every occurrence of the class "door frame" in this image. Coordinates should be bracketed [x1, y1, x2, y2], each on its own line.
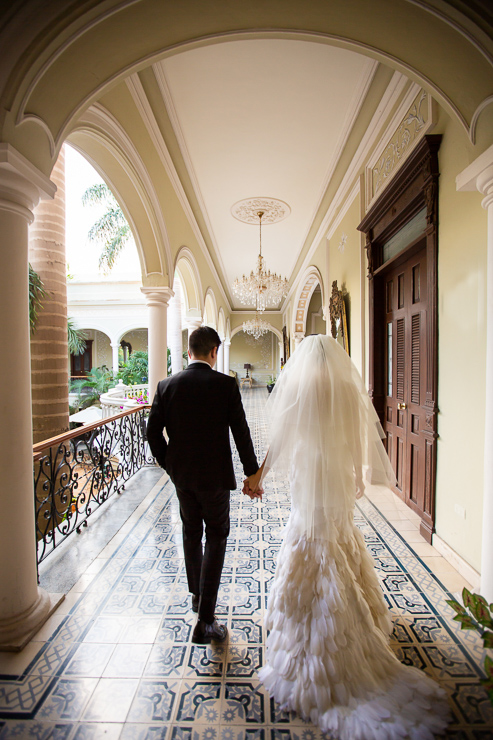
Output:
[358, 135, 441, 543]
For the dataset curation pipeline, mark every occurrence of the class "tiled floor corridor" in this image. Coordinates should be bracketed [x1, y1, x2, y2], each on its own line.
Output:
[0, 387, 492, 738]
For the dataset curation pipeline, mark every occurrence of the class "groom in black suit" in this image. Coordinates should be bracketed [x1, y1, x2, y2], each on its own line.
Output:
[147, 326, 260, 644]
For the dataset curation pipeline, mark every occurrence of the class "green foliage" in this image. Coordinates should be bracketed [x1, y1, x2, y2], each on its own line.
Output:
[29, 263, 47, 333]
[67, 317, 87, 355]
[82, 183, 131, 274]
[267, 375, 277, 385]
[118, 351, 148, 385]
[69, 365, 116, 412]
[446, 587, 493, 704]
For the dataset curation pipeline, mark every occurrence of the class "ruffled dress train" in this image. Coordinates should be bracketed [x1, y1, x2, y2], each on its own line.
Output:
[258, 512, 450, 740]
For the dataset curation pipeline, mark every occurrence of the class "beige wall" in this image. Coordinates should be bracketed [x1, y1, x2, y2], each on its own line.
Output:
[122, 329, 148, 353]
[230, 330, 279, 384]
[434, 112, 487, 573]
[306, 287, 326, 335]
[327, 195, 364, 375]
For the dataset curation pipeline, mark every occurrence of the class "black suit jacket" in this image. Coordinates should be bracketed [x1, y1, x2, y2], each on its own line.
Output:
[146, 362, 258, 491]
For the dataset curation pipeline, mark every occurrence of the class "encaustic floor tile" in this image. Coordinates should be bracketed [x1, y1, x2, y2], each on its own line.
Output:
[1, 389, 491, 738]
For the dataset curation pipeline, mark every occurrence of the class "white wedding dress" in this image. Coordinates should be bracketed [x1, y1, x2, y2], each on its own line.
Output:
[257, 337, 450, 740]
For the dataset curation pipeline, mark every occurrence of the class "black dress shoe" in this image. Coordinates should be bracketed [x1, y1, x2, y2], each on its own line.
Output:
[192, 619, 228, 644]
[191, 594, 199, 613]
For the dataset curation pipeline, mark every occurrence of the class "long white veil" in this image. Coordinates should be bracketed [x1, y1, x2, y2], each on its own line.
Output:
[264, 335, 395, 539]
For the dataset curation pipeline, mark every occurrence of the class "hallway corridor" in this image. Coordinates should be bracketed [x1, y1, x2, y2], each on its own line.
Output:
[0, 388, 491, 738]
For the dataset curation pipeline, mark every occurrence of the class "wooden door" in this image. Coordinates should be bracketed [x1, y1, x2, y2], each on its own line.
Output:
[384, 245, 428, 517]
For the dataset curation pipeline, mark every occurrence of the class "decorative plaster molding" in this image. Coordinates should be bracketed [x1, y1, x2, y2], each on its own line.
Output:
[69, 104, 170, 280]
[365, 88, 437, 209]
[282, 71, 409, 312]
[338, 232, 347, 253]
[231, 197, 291, 224]
[0, 143, 56, 201]
[456, 143, 493, 193]
[141, 286, 174, 307]
[126, 73, 232, 310]
[469, 95, 493, 145]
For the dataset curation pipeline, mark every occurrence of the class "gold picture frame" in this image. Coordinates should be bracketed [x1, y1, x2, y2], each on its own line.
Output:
[329, 280, 349, 354]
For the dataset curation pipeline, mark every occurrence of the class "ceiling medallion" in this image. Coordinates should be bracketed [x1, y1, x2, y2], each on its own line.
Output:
[231, 197, 291, 225]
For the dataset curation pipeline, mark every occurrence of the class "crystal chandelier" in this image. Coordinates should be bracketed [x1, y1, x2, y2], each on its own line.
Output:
[232, 210, 289, 311]
[243, 313, 270, 340]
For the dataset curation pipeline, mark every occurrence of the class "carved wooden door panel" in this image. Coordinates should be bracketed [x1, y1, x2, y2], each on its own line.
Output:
[384, 246, 428, 517]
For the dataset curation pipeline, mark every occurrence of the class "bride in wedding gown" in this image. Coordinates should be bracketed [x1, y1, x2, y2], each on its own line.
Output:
[246, 335, 450, 740]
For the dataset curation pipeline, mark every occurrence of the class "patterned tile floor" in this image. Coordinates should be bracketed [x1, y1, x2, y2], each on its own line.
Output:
[1, 387, 492, 739]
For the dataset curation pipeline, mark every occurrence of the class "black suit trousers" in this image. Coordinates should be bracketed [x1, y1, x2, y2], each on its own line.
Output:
[175, 486, 230, 624]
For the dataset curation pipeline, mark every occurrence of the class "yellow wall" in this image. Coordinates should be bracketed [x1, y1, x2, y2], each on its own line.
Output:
[434, 112, 487, 572]
[327, 195, 364, 375]
[122, 329, 148, 353]
[230, 330, 279, 385]
[307, 288, 326, 335]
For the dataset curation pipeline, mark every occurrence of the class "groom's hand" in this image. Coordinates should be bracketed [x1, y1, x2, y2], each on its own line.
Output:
[242, 476, 263, 500]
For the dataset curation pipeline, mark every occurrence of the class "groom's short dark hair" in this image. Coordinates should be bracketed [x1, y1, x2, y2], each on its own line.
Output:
[189, 326, 221, 357]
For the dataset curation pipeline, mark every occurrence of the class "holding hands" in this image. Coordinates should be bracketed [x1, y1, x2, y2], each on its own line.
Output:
[242, 466, 264, 500]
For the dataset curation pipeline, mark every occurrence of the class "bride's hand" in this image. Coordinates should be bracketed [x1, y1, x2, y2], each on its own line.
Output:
[355, 473, 364, 499]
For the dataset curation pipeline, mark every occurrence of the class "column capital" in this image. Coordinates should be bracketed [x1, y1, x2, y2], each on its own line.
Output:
[186, 317, 203, 331]
[0, 144, 56, 223]
[141, 286, 174, 307]
[456, 144, 493, 210]
[224, 338, 231, 346]
[293, 331, 305, 346]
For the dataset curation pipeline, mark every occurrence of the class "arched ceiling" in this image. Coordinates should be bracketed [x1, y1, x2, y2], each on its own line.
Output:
[0, 0, 492, 310]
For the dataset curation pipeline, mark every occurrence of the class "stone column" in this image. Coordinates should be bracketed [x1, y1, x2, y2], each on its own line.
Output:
[293, 331, 305, 350]
[186, 317, 203, 365]
[29, 147, 68, 443]
[457, 145, 493, 602]
[278, 341, 283, 371]
[217, 339, 224, 374]
[223, 339, 231, 375]
[111, 341, 120, 373]
[168, 276, 183, 375]
[141, 287, 173, 399]
[0, 145, 62, 651]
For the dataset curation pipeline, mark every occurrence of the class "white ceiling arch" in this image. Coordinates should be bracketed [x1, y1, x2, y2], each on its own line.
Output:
[68, 104, 172, 282]
[231, 324, 283, 342]
[292, 266, 325, 336]
[174, 246, 204, 316]
[203, 288, 218, 329]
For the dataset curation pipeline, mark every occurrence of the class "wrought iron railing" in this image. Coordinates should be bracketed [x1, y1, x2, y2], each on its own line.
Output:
[33, 405, 154, 565]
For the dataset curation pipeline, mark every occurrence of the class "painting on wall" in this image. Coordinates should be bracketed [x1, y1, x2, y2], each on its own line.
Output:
[329, 280, 350, 354]
[282, 325, 290, 365]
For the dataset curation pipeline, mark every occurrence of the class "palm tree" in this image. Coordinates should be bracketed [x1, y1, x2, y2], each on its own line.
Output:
[82, 183, 131, 273]
[29, 264, 87, 353]
[67, 317, 87, 355]
[29, 262, 47, 333]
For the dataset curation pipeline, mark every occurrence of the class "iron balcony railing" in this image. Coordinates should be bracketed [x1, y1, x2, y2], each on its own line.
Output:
[33, 405, 154, 566]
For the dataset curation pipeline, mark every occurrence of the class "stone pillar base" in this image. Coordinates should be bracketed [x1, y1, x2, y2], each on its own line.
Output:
[0, 589, 65, 652]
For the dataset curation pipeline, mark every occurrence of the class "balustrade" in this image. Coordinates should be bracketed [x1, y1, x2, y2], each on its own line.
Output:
[33, 405, 154, 566]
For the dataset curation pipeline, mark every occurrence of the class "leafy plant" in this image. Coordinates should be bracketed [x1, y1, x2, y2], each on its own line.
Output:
[67, 317, 87, 355]
[118, 351, 148, 385]
[446, 587, 493, 704]
[82, 183, 131, 274]
[29, 263, 47, 333]
[69, 365, 116, 412]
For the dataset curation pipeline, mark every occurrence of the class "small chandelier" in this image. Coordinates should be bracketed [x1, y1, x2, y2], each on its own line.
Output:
[232, 210, 289, 311]
[243, 313, 270, 340]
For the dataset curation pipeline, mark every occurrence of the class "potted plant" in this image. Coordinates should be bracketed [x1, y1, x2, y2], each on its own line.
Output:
[266, 375, 276, 393]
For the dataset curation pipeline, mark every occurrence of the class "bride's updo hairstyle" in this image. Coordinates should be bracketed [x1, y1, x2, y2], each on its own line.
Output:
[264, 335, 394, 539]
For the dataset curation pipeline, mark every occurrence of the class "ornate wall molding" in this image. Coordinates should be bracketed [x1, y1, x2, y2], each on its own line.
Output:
[231, 197, 291, 224]
[365, 89, 437, 210]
